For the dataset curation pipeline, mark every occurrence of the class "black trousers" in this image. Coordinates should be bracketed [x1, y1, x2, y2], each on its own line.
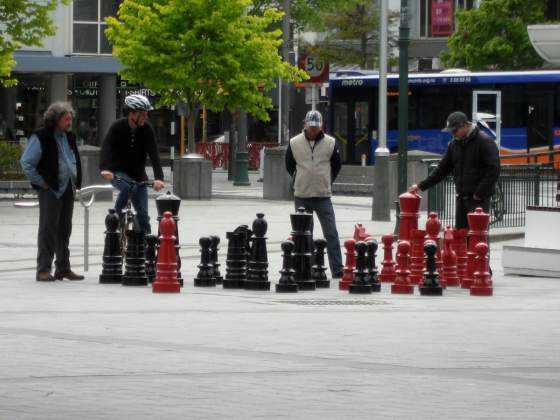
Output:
[455, 196, 490, 230]
[37, 184, 75, 273]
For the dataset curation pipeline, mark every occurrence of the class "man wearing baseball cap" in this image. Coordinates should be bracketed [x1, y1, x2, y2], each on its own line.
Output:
[408, 111, 500, 229]
[285, 110, 344, 278]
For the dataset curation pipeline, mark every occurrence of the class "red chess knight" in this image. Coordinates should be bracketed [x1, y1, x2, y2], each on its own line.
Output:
[152, 212, 181, 293]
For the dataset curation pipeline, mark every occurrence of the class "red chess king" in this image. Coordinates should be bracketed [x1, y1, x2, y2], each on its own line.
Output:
[153, 211, 181, 293]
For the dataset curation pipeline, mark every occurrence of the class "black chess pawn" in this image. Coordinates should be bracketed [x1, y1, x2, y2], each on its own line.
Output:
[223, 228, 247, 288]
[245, 213, 270, 291]
[122, 226, 148, 286]
[99, 209, 123, 284]
[194, 236, 217, 287]
[145, 234, 158, 283]
[366, 239, 382, 292]
[349, 241, 372, 294]
[210, 235, 223, 285]
[420, 240, 443, 296]
[276, 241, 298, 293]
[311, 239, 330, 288]
[291, 207, 315, 291]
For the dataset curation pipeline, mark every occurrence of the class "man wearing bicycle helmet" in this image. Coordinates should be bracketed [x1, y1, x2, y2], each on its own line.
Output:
[100, 94, 164, 233]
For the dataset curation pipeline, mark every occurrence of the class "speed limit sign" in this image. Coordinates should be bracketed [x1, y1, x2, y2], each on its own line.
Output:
[298, 54, 329, 84]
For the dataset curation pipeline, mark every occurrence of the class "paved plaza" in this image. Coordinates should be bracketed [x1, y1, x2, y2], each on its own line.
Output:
[0, 172, 558, 419]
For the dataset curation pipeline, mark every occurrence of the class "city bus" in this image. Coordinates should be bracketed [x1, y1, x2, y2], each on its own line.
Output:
[328, 70, 560, 165]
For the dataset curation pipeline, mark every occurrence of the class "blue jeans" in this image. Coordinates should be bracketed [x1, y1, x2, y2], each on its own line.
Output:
[294, 197, 343, 277]
[112, 172, 151, 234]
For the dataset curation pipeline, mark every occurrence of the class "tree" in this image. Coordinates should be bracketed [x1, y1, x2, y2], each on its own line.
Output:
[0, 0, 69, 87]
[107, 0, 307, 153]
[301, 0, 398, 70]
[442, 0, 545, 70]
[250, 0, 342, 31]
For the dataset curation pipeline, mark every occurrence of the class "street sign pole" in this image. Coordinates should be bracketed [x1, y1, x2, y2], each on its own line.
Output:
[397, 0, 410, 194]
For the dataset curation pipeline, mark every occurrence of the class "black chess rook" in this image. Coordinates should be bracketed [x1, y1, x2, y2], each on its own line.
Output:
[122, 228, 148, 286]
[291, 207, 315, 291]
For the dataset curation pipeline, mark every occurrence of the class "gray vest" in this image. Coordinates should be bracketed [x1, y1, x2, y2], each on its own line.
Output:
[290, 131, 336, 198]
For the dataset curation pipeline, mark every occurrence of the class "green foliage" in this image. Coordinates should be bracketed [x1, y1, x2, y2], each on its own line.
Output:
[107, 0, 308, 152]
[442, 0, 545, 70]
[0, 141, 24, 180]
[302, 0, 398, 69]
[0, 1, 69, 87]
[250, 0, 342, 31]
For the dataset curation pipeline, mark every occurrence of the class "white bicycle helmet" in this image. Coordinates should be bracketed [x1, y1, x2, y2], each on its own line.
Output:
[124, 94, 153, 111]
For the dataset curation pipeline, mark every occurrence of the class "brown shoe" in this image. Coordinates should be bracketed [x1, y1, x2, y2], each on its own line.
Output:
[54, 270, 85, 281]
[36, 272, 55, 282]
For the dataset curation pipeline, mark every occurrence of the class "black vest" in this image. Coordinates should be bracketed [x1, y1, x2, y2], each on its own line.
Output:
[34, 127, 82, 190]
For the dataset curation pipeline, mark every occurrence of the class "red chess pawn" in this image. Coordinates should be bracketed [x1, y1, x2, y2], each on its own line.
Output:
[339, 239, 356, 290]
[409, 228, 425, 285]
[462, 208, 490, 289]
[153, 212, 181, 293]
[378, 234, 396, 283]
[441, 226, 459, 287]
[391, 240, 414, 294]
[470, 242, 493, 296]
[399, 191, 421, 241]
[425, 212, 442, 273]
[452, 228, 468, 284]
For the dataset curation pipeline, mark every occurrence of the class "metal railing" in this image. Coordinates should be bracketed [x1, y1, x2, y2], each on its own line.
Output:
[425, 151, 560, 228]
[14, 184, 114, 272]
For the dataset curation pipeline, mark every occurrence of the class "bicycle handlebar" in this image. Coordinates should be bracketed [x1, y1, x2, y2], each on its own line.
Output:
[113, 176, 154, 188]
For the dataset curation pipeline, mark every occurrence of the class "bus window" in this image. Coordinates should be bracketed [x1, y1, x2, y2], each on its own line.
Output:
[354, 101, 369, 162]
[332, 102, 348, 162]
[501, 85, 525, 128]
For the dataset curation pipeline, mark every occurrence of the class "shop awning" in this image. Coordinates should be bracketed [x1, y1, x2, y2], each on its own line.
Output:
[13, 51, 122, 74]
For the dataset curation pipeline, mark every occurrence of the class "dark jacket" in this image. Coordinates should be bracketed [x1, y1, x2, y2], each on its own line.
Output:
[99, 118, 164, 182]
[34, 127, 82, 190]
[418, 126, 500, 199]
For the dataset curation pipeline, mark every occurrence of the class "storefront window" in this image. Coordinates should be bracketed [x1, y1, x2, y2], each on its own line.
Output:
[73, 0, 122, 54]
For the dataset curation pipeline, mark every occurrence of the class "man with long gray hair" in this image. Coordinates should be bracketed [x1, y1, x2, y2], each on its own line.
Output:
[21, 102, 83, 282]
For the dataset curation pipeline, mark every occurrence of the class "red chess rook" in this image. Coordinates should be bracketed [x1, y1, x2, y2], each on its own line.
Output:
[339, 239, 356, 290]
[462, 208, 490, 289]
[152, 212, 181, 293]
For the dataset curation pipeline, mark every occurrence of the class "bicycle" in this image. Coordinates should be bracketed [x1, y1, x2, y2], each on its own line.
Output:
[475, 117, 506, 226]
[112, 176, 154, 257]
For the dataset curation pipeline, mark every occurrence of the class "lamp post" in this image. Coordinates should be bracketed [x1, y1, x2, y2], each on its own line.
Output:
[397, 0, 410, 194]
[372, 0, 391, 221]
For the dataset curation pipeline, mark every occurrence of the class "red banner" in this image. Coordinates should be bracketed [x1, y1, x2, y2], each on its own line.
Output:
[431, 0, 453, 37]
